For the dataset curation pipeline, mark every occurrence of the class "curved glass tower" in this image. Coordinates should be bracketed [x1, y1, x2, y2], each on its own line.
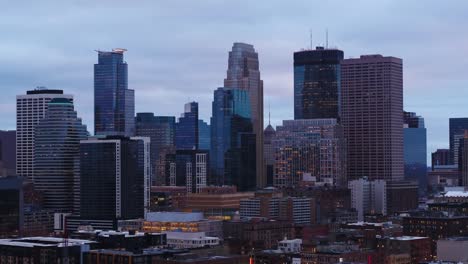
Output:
[34, 98, 87, 213]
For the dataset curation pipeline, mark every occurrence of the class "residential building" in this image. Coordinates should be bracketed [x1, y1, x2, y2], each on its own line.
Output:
[341, 55, 404, 182]
[175, 102, 198, 150]
[94, 48, 134, 137]
[293, 47, 344, 120]
[403, 111, 427, 195]
[165, 149, 208, 194]
[16, 88, 73, 179]
[449, 118, 468, 165]
[348, 178, 387, 221]
[224, 42, 265, 188]
[33, 98, 87, 213]
[0, 130, 16, 176]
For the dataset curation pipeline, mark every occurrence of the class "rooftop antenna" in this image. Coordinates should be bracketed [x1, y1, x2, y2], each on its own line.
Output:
[309, 29, 313, 49]
[326, 28, 329, 49]
[268, 102, 271, 125]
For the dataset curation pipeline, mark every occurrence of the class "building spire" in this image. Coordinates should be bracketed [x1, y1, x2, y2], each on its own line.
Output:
[268, 102, 271, 125]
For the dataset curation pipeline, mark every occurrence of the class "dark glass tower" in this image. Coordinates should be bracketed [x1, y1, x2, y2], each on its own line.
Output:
[0, 130, 16, 176]
[175, 102, 198, 150]
[224, 43, 264, 188]
[34, 98, 87, 213]
[449, 118, 468, 165]
[198, 120, 211, 151]
[294, 47, 344, 120]
[210, 87, 256, 191]
[403, 111, 427, 195]
[94, 48, 135, 137]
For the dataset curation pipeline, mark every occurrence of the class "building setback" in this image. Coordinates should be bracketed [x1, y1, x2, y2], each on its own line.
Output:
[341, 55, 404, 182]
[16, 88, 73, 179]
[403, 111, 427, 195]
[294, 47, 344, 120]
[175, 102, 198, 151]
[224, 42, 265, 188]
[94, 48, 135, 137]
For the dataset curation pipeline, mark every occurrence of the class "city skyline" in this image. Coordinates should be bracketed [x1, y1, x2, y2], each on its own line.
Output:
[2, 1, 468, 163]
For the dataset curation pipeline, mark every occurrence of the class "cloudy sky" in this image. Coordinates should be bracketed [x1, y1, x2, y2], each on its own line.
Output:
[1, 0, 468, 162]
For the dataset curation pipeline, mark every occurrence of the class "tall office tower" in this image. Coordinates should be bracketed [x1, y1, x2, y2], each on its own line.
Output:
[224, 43, 265, 188]
[264, 120, 276, 186]
[210, 87, 256, 191]
[0, 176, 23, 238]
[198, 120, 211, 151]
[432, 149, 450, 170]
[94, 48, 135, 137]
[348, 178, 387, 221]
[16, 88, 73, 180]
[136, 113, 176, 185]
[294, 47, 344, 120]
[165, 149, 209, 194]
[460, 132, 468, 186]
[0, 130, 16, 176]
[34, 98, 87, 213]
[80, 136, 149, 225]
[341, 55, 404, 182]
[273, 119, 346, 188]
[175, 102, 198, 150]
[449, 118, 468, 165]
[403, 111, 427, 195]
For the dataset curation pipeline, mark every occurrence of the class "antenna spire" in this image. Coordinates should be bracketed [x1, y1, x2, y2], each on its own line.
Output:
[268, 102, 271, 125]
[309, 29, 313, 49]
[326, 28, 329, 49]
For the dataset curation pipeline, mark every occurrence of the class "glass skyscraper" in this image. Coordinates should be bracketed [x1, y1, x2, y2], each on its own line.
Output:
[94, 48, 135, 137]
[294, 47, 344, 120]
[224, 43, 265, 188]
[403, 111, 427, 195]
[34, 98, 87, 213]
[210, 87, 256, 191]
[449, 118, 468, 165]
[175, 102, 198, 150]
[198, 119, 211, 151]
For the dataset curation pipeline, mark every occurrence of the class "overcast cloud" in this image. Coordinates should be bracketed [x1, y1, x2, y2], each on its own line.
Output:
[1, 0, 468, 162]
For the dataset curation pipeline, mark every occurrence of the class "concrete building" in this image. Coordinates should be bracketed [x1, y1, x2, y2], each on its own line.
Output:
[165, 231, 220, 249]
[432, 149, 450, 169]
[348, 178, 387, 221]
[376, 236, 431, 264]
[278, 238, 302, 253]
[437, 237, 468, 263]
[16, 88, 73, 179]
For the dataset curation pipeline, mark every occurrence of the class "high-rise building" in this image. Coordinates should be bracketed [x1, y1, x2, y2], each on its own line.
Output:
[460, 132, 468, 186]
[34, 98, 87, 213]
[135, 113, 176, 185]
[0, 176, 23, 238]
[449, 118, 468, 165]
[16, 88, 73, 180]
[432, 149, 450, 170]
[293, 47, 344, 120]
[80, 136, 149, 224]
[341, 55, 404, 182]
[403, 111, 427, 195]
[273, 119, 346, 188]
[94, 48, 135, 137]
[165, 149, 209, 194]
[224, 43, 265, 188]
[175, 102, 198, 150]
[0, 130, 16, 176]
[210, 87, 256, 191]
[264, 120, 276, 187]
[348, 178, 387, 221]
[198, 120, 211, 151]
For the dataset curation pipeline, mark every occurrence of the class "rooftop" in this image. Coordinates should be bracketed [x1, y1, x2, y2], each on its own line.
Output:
[146, 212, 205, 222]
[0, 237, 95, 248]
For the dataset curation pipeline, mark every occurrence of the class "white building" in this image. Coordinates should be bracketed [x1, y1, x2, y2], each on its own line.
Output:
[437, 237, 468, 263]
[349, 178, 387, 221]
[16, 88, 73, 179]
[278, 238, 302, 253]
[165, 231, 220, 249]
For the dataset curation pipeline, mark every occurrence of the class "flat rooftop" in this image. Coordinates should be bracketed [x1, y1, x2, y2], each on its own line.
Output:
[146, 212, 205, 222]
[0, 237, 95, 248]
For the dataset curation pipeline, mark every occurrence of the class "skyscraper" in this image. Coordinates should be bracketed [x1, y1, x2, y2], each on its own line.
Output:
[16, 88, 73, 179]
[0, 130, 16, 176]
[264, 120, 276, 187]
[175, 102, 198, 150]
[224, 43, 265, 188]
[294, 47, 344, 120]
[449, 118, 468, 165]
[341, 55, 404, 182]
[460, 132, 468, 186]
[166, 149, 209, 194]
[34, 98, 87, 213]
[94, 48, 135, 137]
[432, 149, 450, 169]
[403, 111, 427, 195]
[210, 87, 256, 191]
[198, 119, 211, 151]
[80, 136, 149, 225]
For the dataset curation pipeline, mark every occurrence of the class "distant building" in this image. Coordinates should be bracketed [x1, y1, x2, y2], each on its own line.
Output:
[293, 47, 344, 120]
[460, 132, 468, 186]
[273, 119, 346, 188]
[403, 111, 427, 195]
[94, 48, 135, 137]
[175, 102, 198, 150]
[437, 237, 468, 263]
[165, 231, 220, 249]
[386, 180, 419, 214]
[342, 55, 404, 182]
[150, 186, 187, 211]
[376, 236, 431, 264]
[0, 176, 23, 238]
[198, 119, 211, 151]
[278, 238, 302, 253]
[16, 88, 73, 179]
[0, 130, 16, 176]
[264, 121, 276, 186]
[431, 149, 450, 169]
[79, 136, 150, 229]
[165, 149, 208, 194]
[428, 165, 460, 192]
[348, 178, 387, 221]
[33, 98, 87, 213]
[449, 118, 468, 165]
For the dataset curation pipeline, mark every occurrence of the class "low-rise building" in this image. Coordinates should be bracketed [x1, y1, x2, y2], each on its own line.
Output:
[376, 236, 431, 263]
[278, 238, 302, 253]
[437, 237, 468, 263]
[165, 231, 220, 249]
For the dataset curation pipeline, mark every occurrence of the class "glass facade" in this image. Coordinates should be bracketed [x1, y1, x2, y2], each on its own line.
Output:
[210, 87, 256, 191]
[34, 98, 87, 213]
[403, 112, 427, 195]
[94, 49, 135, 137]
[294, 47, 343, 120]
[175, 102, 198, 150]
[449, 118, 468, 165]
[198, 119, 211, 151]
